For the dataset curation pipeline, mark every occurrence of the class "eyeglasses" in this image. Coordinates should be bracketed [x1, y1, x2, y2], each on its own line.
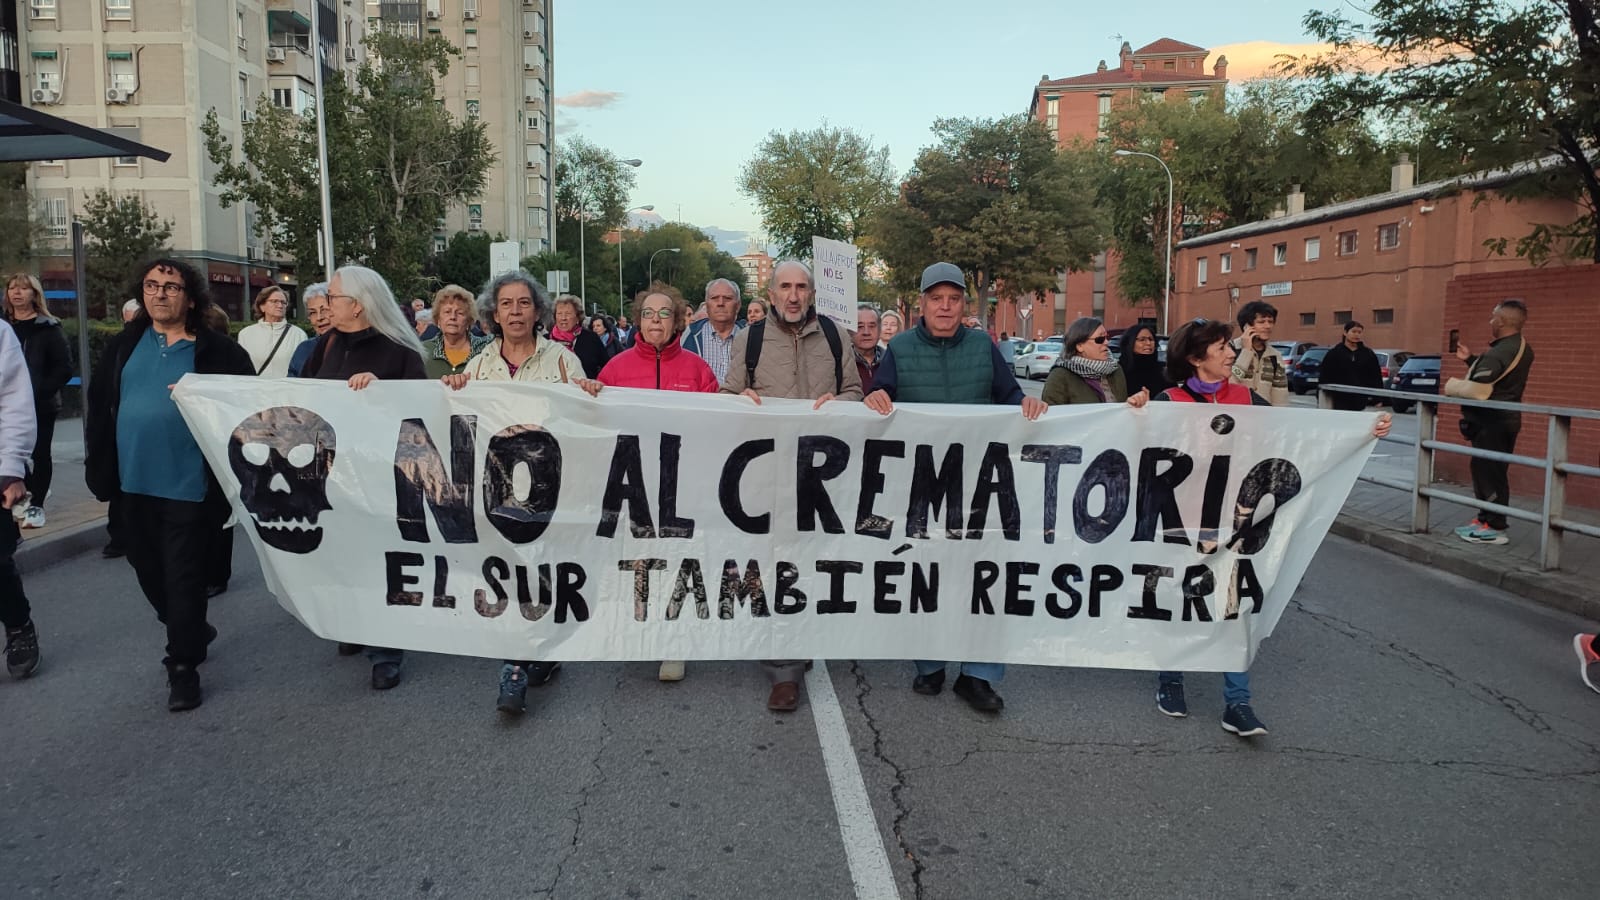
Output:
[637, 308, 674, 320]
[143, 280, 186, 297]
[1090, 336, 1108, 344]
[263, 297, 287, 305]
[326, 293, 358, 304]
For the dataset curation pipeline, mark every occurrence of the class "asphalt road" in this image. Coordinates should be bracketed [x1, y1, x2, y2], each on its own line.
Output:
[3, 521, 1597, 899]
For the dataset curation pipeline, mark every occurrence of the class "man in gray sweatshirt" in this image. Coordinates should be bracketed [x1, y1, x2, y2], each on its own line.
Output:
[0, 319, 40, 678]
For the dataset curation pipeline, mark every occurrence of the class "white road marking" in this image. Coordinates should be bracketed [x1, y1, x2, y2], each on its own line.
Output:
[806, 660, 901, 900]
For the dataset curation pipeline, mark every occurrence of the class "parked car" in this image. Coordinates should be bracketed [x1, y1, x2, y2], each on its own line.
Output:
[1273, 341, 1317, 370]
[1287, 346, 1330, 394]
[1372, 349, 1416, 390]
[1389, 355, 1441, 413]
[1014, 341, 1063, 380]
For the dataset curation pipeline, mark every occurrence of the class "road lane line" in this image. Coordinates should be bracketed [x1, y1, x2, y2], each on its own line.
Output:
[806, 660, 901, 900]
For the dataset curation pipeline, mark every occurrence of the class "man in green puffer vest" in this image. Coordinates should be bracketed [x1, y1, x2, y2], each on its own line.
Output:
[863, 261, 1048, 714]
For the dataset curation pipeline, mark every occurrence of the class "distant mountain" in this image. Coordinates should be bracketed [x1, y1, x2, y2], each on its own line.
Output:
[701, 227, 766, 257]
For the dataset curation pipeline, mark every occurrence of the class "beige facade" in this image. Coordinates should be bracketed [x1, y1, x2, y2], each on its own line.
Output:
[368, 0, 554, 259]
[22, 0, 366, 313]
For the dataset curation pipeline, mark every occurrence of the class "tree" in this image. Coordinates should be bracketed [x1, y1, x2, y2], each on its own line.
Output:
[1291, 0, 1600, 262]
[616, 222, 747, 316]
[205, 31, 495, 297]
[435, 230, 501, 293]
[78, 189, 173, 318]
[739, 125, 896, 258]
[552, 136, 639, 310]
[0, 164, 48, 273]
[872, 116, 1104, 325]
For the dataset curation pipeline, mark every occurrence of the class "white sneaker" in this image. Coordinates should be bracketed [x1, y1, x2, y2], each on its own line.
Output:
[21, 507, 44, 529]
[657, 660, 685, 682]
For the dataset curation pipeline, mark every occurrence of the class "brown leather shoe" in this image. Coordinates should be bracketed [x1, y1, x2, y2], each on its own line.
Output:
[766, 681, 800, 712]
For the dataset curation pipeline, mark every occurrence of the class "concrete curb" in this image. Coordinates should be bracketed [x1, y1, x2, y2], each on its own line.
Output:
[1331, 513, 1600, 623]
[16, 517, 108, 574]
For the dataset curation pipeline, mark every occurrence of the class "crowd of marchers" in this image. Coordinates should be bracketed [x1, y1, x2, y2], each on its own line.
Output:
[4, 252, 1585, 732]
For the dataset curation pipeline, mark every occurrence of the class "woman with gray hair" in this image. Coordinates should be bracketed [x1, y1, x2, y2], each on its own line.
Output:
[1040, 316, 1149, 408]
[441, 268, 582, 716]
[301, 265, 427, 690]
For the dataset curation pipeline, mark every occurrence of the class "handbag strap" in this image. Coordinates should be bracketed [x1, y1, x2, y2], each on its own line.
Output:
[1473, 337, 1526, 386]
[255, 324, 293, 375]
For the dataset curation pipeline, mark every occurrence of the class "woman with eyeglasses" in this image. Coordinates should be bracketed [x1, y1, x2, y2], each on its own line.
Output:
[575, 283, 717, 683]
[237, 286, 307, 379]
[1151, 318, 1390, 738]
[301, 265, 427, 691]
[1117, 322, 1171, 398]
[1041, 316, 1149, 408]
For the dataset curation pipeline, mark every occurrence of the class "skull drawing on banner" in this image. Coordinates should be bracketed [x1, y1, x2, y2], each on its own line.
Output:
[228, 407, 337, 554]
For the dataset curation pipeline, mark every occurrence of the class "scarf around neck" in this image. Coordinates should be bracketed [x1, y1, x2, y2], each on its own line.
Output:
[1186, 375, 1225, 395]
[1059, 354, 1119, 378]
[550, 325, 577, 347]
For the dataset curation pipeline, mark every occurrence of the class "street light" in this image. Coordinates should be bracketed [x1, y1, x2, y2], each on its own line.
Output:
[619, 204, 655, 312]
[1114, 149, 1174, 335]
[648, 247, 680, 286]
[578, 158, 643, 309]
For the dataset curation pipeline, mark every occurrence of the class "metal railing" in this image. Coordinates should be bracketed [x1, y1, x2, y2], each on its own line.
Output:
[1318, 384, 1600, 570]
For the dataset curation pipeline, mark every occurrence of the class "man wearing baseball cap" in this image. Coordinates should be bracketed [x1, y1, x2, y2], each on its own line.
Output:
[863, 261, 1046, 712]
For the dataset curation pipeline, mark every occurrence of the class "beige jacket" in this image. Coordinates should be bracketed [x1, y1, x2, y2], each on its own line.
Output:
[460, 337, 582, 383]
[720, 314, 864, 401]
[1230, 338, 1289, 407]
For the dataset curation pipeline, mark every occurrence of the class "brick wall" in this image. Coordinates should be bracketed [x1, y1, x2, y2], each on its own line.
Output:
[1437, 266, 1600, 508]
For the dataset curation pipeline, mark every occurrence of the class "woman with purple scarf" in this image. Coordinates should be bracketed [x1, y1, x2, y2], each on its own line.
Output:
[1041, 317, 1150, 409]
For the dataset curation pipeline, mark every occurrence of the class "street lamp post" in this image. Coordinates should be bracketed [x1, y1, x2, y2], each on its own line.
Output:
[1114, 149, 1174, 335]
[648, 247, 680, 287]
[619, 204, 655, 312]
[577, 157, 642, 310]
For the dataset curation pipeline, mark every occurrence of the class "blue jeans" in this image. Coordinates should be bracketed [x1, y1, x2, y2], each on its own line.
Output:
[916, 660, 1005, 683]
[1159, 670, 1250, 706]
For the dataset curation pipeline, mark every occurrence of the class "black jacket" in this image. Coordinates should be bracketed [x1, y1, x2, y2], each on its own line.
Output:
[8, 316, 72, 414]
[84, 318, 255, 502]
[568, 328, 611, 379]
[1318, 342, 1383, 411]
[302, 327, 427, 381]
[1462, 334, 1534, 429]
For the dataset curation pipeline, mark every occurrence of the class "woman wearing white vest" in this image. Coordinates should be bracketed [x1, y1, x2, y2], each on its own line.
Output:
[442, 270, 582, 717]
[237, 286, 307, 378]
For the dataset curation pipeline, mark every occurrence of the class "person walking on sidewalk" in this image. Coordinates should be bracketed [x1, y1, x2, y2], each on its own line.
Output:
[1318, 321, 1384, 411]
[1452, 300, 1534, 546]
[85, 258, 255, 711]
[0, 318, 41, 678]
[1, 274, 71, 530]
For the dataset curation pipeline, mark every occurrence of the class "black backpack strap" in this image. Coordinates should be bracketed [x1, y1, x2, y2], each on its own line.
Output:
[816, 315, 844, 394]
[744, 319, 764, 390]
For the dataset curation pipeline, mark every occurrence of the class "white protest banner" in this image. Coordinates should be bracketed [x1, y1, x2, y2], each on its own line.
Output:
[173, 378, 1374, 672]
[811, 237, 858, 331]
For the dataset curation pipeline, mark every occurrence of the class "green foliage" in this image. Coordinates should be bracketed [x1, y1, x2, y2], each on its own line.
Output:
[616, 223, 747, 316]
[0, 164, 47, 272]
[554, 135, 638, 235]
[78, 189, 174, 318]
[435, 230, 501, 294]
[738, 125, 897, 258]
[204, 31, 494, 298]
[872, 116, 1105, 326]
[1291, 0, 1600, 262]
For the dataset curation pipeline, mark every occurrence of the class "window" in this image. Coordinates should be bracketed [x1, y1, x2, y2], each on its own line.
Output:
[1272, 242, 1287, 266]
[42, 197, 68, 238]
[465, 31, 478, 50]
[465, 65, 480, 90]
[1097, 93, 1111, 134]
[464, 0, 478, 13]
[1244, 248, 1258, 270]
[30, 0, 57, 19]
[1304, 237, 1321, 261]
[1187, 89, 1207, 105]
[1299, 312, 1315, 327]
[1196, 257, 1208, 286]
[468, 204, 483, 232]
[433, 234, 447, 254]
[1373, 308, 1394, 325]
[465, 99, 480, 119]
[110, 128, 141, 166]
[32, 61, 61, 96]
[237, 9, 246, 43]
[272, 88, 294, 110]
[1338, 230, 1358, 256]
[1163, 60, 1176, 70]
[1334, 310, 1353, 325]
[108, 55, 137, 92]
[1378, 222, 1400, 250]
[1219, 252, 1232, 274]
[105, 0, 131, 20]
[1045, 97, 1058, 136]
[239, 73, 250, 121]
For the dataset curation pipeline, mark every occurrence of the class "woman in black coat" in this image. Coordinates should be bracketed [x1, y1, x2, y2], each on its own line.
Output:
[1117, 322, 1172, 399]
[1, 274, 72, 529]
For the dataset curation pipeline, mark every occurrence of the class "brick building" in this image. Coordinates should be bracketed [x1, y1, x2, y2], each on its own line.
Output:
[1171, 155, 1588, 354]
[1016, 38, 1229, 340]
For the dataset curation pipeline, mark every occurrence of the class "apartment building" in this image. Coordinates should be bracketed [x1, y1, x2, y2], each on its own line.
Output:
[21, 0, 366, 315]
[367, 0, 554, 260]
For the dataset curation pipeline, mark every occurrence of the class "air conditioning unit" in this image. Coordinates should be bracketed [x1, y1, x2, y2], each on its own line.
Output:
[523, 62, 534, 71]
[31, 88, 59, 105]
[463, 10, 476, 19]
[426, 9, 438, 19]
[523, 30, 533, 38]
[525, 161, 535, 169]
[238, 36, 248, 51]
[524, 95, 535, 103]
[105, 88, 130, 104]
[266, 47, 286, 62]
[345, 47, 357, 61]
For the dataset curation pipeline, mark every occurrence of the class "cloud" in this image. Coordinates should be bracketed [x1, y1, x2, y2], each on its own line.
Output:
[1208, 41, 1391, 81]
[555, 89, 623, 109]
